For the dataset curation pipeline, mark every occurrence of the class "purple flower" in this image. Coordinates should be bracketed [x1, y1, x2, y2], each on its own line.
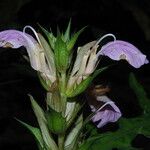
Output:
[97, 40, 149, 68]
[67, 34, 148, 92]
[0, 26, 56, 82]
[90, 96, 121, 128]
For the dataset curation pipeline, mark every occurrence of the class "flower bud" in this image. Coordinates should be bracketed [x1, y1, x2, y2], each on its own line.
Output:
[54, 36, 69, 72]
[45, 109, 66, 134]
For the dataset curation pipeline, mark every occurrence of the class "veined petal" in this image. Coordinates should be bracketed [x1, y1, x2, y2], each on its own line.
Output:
[97, 40, 149, 68]
[90, 96, 121, 128]
[0, 29, 55, 82]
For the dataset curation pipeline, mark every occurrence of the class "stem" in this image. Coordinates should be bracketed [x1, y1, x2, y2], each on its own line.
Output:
[61, 72, 66, 92]
[58, 134, 65, 150]
[57, 72, 67, 150]
[60, 72, 67, 116]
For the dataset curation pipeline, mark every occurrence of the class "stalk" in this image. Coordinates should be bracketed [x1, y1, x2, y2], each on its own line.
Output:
[60, 72, 67, 116]
[58, 72, 67, 150]
[58, 134, 65, 150]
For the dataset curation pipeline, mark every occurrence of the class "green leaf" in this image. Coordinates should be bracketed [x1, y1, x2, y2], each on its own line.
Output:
[29, 95, 58, 150]
[129, 73, 150, 114]
[79, 73, 150, 150]
[16, 119, 45, 149]
[39, 25, 56, 49]
[66, 66, 108, 97]
[64, 19, 71, 42]
[65, 114, 83, 150]
[37, 72, 50, 91]
[67, 26, 87, 52]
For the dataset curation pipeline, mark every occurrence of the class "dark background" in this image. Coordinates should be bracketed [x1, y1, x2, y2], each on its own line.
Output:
[0, 0, 150, 149]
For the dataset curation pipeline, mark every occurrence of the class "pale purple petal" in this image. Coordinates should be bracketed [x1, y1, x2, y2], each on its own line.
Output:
[0, 30, 37, 48]
[90, 96, 121, 128]
[0, 30, 42, 71]
[97, 40, 149, 68]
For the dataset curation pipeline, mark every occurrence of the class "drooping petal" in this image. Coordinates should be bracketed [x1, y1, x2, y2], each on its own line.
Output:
[97, 40, 149, 68]
[0, 29, 43, 70]
[90, 96, 121, 128]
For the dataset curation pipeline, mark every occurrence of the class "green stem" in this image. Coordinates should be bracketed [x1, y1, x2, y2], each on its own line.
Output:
[57, 72, 66, 150]
[60, 72, 67, 116]
[60, 72, 66, 92]
[58, 134, 65, 150]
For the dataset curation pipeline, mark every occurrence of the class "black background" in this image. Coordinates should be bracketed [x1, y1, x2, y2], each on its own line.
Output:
[0, 0, 150, 149]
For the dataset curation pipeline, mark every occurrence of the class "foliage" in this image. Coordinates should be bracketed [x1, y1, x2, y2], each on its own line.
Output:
[79, 73, 150, 150]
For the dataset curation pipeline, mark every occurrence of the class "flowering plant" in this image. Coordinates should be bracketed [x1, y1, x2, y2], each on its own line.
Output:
[0, 22, 148, 150]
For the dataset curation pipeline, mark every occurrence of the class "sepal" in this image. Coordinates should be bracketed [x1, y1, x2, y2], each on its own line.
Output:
[66, 67, 108, 97]
[54, 36, 69, 72]
[45, 108, 66, 134]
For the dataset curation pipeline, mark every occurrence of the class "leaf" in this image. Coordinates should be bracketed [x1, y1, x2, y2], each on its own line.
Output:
[129, 72, 150, 114]
[38, 25, 56, 49]
[79, 73, 150, 150]
[66, 66, 108, 97]
[38, 33, 56, 77]
[29, 95, 58, 150]
[37, 72, 50, 91]
[64, 19, 71, 42]
[67, 26, 87, 52]
[16, 119, 45, 149]
[65, 114, 83, 150]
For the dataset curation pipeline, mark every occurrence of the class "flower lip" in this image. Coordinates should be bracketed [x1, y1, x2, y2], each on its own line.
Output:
[97, 40, 149, 68]
[90, 95, 122, 128]
[0, 26, 56, 82]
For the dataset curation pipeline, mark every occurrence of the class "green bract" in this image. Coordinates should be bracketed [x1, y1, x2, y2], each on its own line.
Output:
[39, 22, 85, 73]
[1, 21, 147, 150]
[45, 108, 66, 134]
[66, 67, 108, 98]
[54, 36, 69, 72]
